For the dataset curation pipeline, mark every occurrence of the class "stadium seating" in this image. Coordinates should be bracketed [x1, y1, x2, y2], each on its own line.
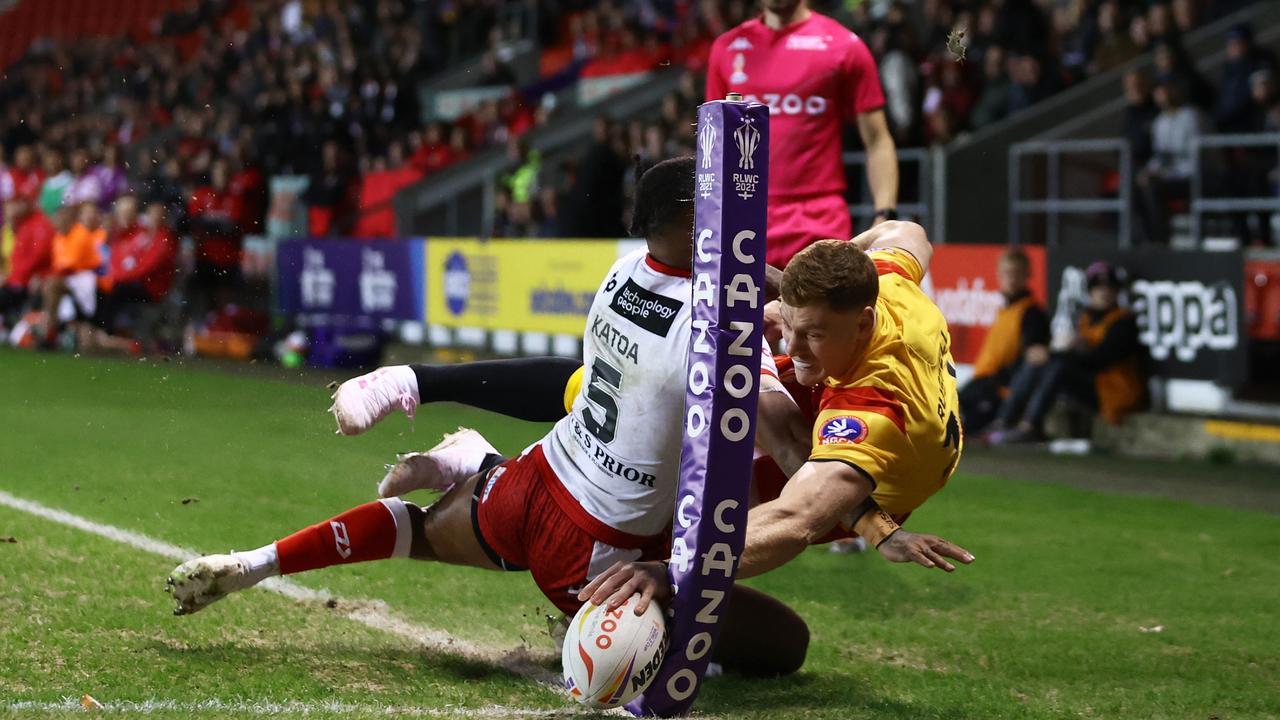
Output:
[0, 0, 189, 70]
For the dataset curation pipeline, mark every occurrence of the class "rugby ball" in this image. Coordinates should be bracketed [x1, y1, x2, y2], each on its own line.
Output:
[562, 596, 667, 708]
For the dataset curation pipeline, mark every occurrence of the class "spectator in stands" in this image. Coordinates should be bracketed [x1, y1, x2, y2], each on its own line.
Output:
[994, 0, 1051, 58]
[875, 24, 920, 146]
[0, 147, 11, 227]
[188, 158, 245, 319]
[959, 248, 1050, 433]
[38, 150, 72, 219]
[1123, 69, 1159, 168]
[478, 52, 517, 86]
[5, 146, 44, 205]
[302, 141, 354, 237]
[536, 185, 562, 238]
[924, 58, 976, 138]
[1151, 38, 1214, 110]
[38, 204, 106, 346]
[1171, 0, 1198, 34]
[0, 196, 54, 329]
[139, 155, 188, 234]
[1215, 24, 1278, 133]
[93, 145, 129, 212]
[503, 137, 541, 216]
[561, 118, 627, 238]
[410, 124, 456, 175]
[85, 201, 178, 353]
[987, 262, 1145, 443]
[1089, 0, 1140, 75]
[1247, 69, 1278, 132]
[1008, 53, 1053, 115]
[1145, 2, 1178, 46]
[971, 46, 1012, 129]
[63, 149, 104, 210]
[1136, 78, 1206, 244]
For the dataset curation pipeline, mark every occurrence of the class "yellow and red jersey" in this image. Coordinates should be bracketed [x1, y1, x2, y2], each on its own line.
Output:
[755, 248, 962, 540]
[808, 248, 962, 524]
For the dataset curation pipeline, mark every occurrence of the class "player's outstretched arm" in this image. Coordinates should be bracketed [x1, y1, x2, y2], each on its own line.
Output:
[737, 460, 874, 578]
[850, 220, 933, 274]
[739, 459, 975, 578]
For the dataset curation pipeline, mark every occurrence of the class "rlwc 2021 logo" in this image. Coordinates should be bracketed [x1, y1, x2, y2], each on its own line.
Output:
[698, 117, 716, 169]
[697, 116, 716, 200]
[731, 117, 760, 200]
[733, 117, 760, 171]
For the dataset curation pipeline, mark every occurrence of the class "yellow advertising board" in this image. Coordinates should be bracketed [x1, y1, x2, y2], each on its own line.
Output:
[425, 238, 621, 335]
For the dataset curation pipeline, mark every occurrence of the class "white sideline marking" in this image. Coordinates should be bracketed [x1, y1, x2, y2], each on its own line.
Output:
[5, 698, 597, 716]
[0, 489, 558, 685]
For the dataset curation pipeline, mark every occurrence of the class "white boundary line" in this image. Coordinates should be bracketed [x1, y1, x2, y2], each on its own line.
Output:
[0, 490, 559, 686]
[5, 698, 594, 716]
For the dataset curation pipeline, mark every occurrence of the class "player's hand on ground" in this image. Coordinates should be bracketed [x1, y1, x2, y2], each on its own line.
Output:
[876, 530, 974, 572]
[578, 561, 671, 615]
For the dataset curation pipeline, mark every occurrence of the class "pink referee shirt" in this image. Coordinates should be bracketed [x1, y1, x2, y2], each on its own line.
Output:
[706, 13, 885, 200]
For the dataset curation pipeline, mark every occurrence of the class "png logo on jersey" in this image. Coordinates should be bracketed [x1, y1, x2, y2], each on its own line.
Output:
[820, 416, 868, 445]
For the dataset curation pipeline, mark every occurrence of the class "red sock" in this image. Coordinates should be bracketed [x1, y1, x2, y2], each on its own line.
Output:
[276, 498, 413, 575]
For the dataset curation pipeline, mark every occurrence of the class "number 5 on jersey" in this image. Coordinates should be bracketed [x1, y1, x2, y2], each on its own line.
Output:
[581, 358, 623, 444]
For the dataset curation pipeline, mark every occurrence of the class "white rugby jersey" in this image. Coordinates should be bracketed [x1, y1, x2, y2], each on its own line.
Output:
[541, 250, 693, 537]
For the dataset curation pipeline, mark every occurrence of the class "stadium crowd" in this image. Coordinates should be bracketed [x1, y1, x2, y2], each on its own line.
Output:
[486, 0, 1280, 239]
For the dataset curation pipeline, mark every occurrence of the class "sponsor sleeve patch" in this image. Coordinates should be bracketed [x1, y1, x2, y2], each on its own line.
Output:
[609, 278, 684, 337]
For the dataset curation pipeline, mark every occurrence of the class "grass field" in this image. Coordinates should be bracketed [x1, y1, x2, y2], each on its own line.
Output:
[2, 348, 1279, 719]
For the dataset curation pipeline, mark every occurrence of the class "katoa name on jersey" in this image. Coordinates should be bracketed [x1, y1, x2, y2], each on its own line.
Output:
[591, 316, 640, 364]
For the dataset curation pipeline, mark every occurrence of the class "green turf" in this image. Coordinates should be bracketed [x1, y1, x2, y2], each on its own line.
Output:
[2, 349, 1278, 719]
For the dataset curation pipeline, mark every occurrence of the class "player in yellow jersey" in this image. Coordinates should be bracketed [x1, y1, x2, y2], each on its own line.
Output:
[582, 221, 974, 611]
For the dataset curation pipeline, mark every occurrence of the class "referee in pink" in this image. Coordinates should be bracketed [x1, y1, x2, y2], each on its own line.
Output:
[707, 0, 899, 268]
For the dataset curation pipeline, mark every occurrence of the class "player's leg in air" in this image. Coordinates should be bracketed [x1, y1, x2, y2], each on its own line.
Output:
[165, 454, 506, 615]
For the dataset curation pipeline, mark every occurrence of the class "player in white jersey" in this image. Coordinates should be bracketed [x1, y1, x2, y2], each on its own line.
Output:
[541, 246, 692, 537]
[164, 159, 810, 675]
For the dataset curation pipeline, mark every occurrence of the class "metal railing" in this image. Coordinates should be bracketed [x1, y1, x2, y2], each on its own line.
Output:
[842, 147, 935, 238]
[1190, 132, 1280, 244]
[1009, 138, 1132, 248]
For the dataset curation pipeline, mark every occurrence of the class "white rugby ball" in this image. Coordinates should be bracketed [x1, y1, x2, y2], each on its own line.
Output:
[562, 595, 667, 708]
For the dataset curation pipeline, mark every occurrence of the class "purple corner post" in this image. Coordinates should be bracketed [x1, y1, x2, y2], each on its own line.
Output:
[628, 98, 770, 717]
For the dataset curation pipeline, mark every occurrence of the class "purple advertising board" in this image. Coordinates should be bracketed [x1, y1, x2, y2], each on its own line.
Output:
[628, 99, 769, 716]
[276, 239, 425, 323]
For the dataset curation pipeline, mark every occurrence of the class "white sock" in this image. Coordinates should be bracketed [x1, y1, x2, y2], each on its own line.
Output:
[232, 543, 280, 586]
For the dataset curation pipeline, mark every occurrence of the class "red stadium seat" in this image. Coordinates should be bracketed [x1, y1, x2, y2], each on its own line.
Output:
[0, 0, 187, 71]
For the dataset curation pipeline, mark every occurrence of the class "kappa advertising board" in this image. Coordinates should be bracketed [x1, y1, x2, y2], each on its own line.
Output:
[276, 239, 424, 322]
[1047, 246, 1246, 386]
[923, 245, 1048, 365]
[425, 239, 620, 335]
